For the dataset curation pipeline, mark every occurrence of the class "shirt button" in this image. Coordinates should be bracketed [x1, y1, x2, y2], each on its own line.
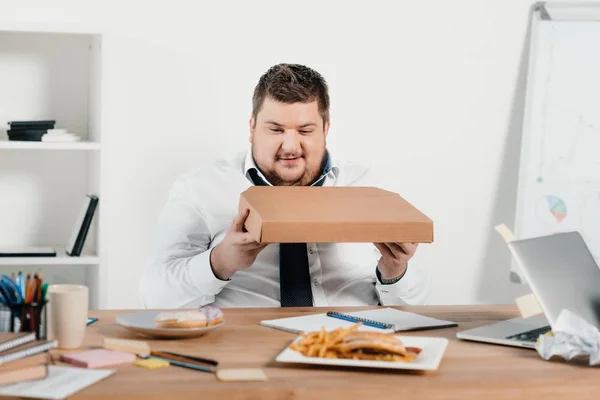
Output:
[308, 248, 314, 254]
[313, 279, 319, 286]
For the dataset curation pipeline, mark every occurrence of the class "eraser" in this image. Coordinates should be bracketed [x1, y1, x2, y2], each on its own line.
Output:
[103, 338, 151, 356]
[216, 368, 267, 382]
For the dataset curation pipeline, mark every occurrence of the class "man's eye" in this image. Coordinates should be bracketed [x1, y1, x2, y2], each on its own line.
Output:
[270, 128, 283, 133]
[299, 130, 312, 135]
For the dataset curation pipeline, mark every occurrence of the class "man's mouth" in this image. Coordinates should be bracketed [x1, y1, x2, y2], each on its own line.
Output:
[278, 156, 302, 165]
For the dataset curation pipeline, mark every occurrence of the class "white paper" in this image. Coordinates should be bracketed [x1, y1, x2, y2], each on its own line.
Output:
[260, 307, 456, 334]
[535, 309, 600, 366]
[0, 366, 114, 399]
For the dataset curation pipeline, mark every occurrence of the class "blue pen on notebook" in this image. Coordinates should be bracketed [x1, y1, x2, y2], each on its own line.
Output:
[326, 311, 395, 330]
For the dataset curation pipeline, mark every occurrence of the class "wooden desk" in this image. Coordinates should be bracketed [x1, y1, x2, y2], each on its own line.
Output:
[52, 305, 596, 399]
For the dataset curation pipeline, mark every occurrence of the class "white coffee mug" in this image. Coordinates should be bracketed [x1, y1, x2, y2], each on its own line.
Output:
[46, 284, 88, 349]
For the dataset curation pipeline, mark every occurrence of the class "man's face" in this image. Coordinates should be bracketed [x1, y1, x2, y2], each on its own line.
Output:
[250, 97, 329, 186]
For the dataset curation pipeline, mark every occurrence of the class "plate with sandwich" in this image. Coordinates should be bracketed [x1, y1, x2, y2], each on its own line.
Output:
[116, 306, 225, 339]
[276, 323, 448, 371]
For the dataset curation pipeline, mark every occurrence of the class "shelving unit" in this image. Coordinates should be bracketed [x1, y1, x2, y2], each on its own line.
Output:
[0, 26, 104, 308]
[0, 248, 100, 266]
[0, 140, 101, 151]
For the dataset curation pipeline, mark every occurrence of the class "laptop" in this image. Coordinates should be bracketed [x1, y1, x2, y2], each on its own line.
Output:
[457, 231, 600, 348]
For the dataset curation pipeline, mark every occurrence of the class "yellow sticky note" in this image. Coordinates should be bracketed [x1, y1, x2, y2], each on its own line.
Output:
[134, 358, 169, 369]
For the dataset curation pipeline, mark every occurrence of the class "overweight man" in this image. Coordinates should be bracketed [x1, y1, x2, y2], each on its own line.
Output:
[140, 63, 431, 308]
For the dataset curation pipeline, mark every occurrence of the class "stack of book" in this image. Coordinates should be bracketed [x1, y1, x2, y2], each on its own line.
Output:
[0, 332, 58, 385]
[6, 120, 56, 142]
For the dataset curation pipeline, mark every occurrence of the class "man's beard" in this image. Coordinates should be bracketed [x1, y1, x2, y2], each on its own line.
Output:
[254, 149, 325, 187]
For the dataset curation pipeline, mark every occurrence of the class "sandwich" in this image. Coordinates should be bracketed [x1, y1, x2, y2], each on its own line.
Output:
[332, 332, 421, 361]
[289, 325, 422, 362]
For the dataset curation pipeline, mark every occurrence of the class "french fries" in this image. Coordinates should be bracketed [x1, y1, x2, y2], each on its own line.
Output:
[288, 323, 420, 362]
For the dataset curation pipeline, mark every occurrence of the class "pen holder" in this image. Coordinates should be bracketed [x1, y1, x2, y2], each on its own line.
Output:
[0, 301, 47, 340]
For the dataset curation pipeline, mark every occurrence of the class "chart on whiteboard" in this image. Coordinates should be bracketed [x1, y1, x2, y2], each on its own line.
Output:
[515, 22, 600, 266]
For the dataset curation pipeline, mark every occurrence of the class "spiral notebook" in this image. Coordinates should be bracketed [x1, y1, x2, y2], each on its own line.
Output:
[0, 339, 58, 366]
[0, 332, 36, 353]
[260, 308, 457, 334]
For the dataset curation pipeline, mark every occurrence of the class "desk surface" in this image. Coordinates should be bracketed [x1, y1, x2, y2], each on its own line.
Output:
[51, 305, 596, 399]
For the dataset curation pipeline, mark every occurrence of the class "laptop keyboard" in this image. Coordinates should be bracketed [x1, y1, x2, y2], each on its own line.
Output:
[506, 326, 551, 342]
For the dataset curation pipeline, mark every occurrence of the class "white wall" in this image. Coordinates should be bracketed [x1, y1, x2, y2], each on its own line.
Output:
[0, 0, 565, 308]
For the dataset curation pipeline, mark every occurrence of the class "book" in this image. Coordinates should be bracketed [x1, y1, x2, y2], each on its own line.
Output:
[0, 352, 48, 373]
[0, 332, 36, 353]
[0, 364, 48, 386]
[8, 120, 56, 128]
[260, 308, 457, 334]
[0, 340, 58, 366]
[0, 247, 56, 257]
[66, 195, 99, 257]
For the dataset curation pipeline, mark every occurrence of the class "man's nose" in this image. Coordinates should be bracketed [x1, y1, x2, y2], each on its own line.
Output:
[281, 130, 301, 152]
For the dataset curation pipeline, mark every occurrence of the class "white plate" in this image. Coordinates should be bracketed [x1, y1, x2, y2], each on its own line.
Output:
[116, 310, 225, 339]
[276, 335, 449, 371]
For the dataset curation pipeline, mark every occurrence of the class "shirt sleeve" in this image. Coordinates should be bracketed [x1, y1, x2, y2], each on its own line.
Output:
[371, 245, 432, 306]
[375, 264, 432, 305]
[139, 178, 229, 308]
[355, 169, 432, 306]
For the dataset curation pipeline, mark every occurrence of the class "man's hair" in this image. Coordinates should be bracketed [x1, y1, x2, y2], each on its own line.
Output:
[252, 63, 330, 125]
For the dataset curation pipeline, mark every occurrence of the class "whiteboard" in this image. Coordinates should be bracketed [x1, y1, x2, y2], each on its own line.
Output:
[514, 4, 600, 283]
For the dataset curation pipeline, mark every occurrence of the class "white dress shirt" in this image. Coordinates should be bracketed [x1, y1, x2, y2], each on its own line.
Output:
[140, 150, 431, 309]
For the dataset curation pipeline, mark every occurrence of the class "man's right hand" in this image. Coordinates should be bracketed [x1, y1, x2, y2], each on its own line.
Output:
[210, 209, 269, 280]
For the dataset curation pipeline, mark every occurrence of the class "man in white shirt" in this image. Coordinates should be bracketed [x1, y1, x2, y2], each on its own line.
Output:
[140, 63, 431, 309]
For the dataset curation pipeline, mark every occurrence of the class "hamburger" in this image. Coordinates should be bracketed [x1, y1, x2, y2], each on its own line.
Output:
[332, 332, 421, 362]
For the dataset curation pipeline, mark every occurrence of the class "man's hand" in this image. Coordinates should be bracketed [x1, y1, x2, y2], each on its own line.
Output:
[210, 209, 269, 280]
[374, 243, 419, 280]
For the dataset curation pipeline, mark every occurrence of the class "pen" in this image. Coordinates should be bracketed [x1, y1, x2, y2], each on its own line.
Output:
[42, 283, 48, 303]
[36, 273, 42, 303]
[25, 274, 31, 303]
[17, 272, 24, 301]
[149, 356, 215, 373]
[326, 311, 395, 330]
[150, 350, 218, 369]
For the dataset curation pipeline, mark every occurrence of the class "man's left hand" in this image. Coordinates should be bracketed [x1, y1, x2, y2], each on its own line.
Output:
[374, 243, 419, 280]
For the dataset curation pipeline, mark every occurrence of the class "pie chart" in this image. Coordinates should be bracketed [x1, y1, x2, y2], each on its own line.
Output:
[546, 195, 567, 223]
[536, 195, 568, 226]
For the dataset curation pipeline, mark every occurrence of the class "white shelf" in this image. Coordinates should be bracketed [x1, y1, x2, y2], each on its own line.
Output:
[0, 247, 99, 266]
[0, 140, 100, 151]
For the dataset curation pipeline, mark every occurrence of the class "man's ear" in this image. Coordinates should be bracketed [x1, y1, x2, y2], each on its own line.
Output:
[324, 120, 331, 137]
[249, 115, 255, 143]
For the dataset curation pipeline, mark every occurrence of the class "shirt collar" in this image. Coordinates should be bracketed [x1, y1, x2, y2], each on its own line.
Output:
[244, 149, 339, 186]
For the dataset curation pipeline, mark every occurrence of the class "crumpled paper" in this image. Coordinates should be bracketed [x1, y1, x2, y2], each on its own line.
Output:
[536, 309, 600, 366]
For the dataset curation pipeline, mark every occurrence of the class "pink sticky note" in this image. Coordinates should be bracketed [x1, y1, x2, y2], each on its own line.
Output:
[61, 348, 136, 368]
